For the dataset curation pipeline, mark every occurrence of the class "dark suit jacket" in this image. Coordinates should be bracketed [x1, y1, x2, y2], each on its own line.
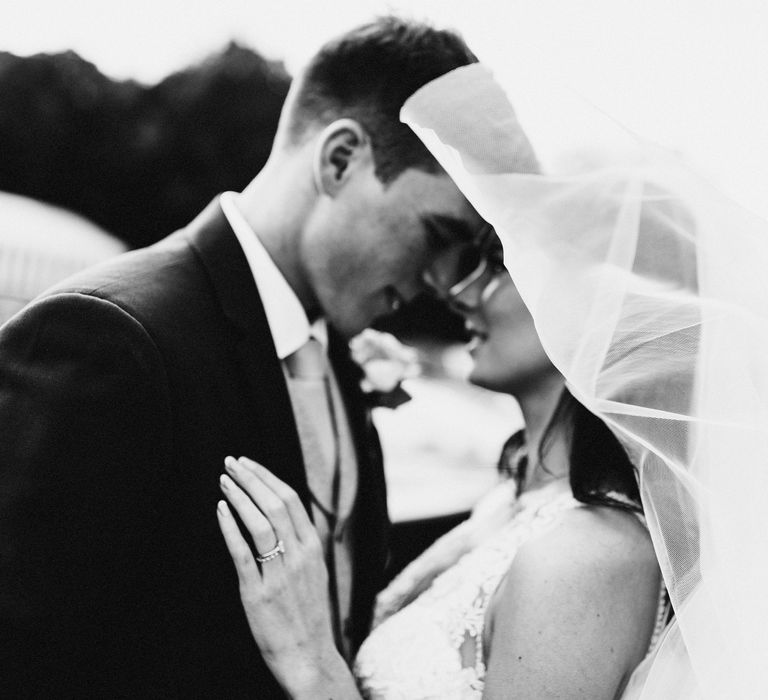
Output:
[0, 199, 389, 699]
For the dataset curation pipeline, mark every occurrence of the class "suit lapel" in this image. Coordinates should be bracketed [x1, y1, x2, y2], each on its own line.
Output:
[328, 329, 380, 485]
[185, 198, 311, 513]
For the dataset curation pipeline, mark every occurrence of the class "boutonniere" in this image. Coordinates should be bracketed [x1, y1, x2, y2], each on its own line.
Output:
[349, 329, 420, 409]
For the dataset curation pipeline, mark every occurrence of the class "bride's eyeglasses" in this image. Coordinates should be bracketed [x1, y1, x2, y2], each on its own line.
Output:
[422, 223, 506, 310]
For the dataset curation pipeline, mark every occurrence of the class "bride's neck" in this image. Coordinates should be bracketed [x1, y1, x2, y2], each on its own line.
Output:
[515, 372, 570, 489]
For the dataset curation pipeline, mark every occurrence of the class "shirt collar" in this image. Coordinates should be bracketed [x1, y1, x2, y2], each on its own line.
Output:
[220, 192, 326, 359]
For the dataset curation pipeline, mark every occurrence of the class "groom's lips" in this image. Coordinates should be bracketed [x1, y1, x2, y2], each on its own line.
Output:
[467, 333, 486, 353]
[465, 324, 488, 352]
[384, 286, 405, 314]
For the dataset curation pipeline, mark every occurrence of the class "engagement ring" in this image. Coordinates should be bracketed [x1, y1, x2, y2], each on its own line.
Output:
[255, 540, 285, 563]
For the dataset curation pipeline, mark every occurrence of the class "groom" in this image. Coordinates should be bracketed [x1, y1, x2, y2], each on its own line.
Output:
[0, 17, 483, 699]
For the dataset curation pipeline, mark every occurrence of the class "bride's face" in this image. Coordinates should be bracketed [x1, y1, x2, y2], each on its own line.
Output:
[456, 252, 553, 395]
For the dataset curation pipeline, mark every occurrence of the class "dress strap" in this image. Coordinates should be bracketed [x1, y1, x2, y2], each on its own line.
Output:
[646, 578, 671, 657]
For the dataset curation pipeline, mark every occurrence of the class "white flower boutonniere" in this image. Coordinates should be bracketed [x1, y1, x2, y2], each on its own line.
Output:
[349, 329, 420, 409]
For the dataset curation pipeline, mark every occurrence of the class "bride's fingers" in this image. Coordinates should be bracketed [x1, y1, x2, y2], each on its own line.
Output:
[235, 456, 316, 543]
[219, 473, 288, 558]
[223, 457, 299, 547]
[216, 500, 260, 586]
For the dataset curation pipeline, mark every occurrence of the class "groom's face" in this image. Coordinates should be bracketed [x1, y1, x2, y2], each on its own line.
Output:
[304, 166, 484, 338]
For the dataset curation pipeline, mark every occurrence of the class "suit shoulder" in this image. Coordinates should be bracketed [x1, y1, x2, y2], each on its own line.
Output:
[2, 290, 167, 373]
[44, 231, 218, 333]
[51, 231, 195, 299]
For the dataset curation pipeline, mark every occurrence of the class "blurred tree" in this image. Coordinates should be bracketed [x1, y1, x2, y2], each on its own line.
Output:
[140, 43, 290, 247]
[0, 43, 290, 248]
[0, 50, 139, 238]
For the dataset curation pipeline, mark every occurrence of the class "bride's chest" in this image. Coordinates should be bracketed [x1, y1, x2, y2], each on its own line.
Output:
[354, 491, 577, 699]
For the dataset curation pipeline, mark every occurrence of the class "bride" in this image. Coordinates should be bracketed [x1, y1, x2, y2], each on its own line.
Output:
[217, 64, 768, 698]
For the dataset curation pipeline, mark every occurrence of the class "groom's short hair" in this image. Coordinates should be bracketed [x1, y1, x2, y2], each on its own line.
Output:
[286, 16, 477, 184]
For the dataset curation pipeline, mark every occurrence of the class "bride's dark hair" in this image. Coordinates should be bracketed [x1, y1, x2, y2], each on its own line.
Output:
[540, 388, 642, 513]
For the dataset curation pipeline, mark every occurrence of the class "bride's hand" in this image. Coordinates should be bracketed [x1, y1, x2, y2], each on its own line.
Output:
[216, 456, 357, 699]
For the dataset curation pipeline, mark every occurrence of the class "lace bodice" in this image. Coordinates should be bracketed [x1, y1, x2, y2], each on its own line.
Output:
[353, 483, 576, 699]
[353, 482, 667, 699]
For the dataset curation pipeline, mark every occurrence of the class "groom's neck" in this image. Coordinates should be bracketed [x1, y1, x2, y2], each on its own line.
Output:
[236, 161, 320, 318]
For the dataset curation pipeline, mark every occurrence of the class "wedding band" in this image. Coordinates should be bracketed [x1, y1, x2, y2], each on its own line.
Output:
[255, 540, 285, 563]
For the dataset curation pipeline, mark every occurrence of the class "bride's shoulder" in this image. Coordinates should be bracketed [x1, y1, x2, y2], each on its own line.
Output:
[514, 502, 658, 590]
[481, 504, 661, 697]
[552, 502, 657, 564]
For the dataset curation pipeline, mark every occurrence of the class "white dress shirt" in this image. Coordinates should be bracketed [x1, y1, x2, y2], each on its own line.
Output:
[219, 191, 327, 357]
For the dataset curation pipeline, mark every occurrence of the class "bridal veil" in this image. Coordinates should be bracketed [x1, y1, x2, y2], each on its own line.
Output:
[402, 63, 768, 699]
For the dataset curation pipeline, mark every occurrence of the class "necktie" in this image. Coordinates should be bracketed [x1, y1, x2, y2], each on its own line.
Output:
[285, 336, 327, 380]
[284, 337, 357, 657]
[284, 338, 339, 518]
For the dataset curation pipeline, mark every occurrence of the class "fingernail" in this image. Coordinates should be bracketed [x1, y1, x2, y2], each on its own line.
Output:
[224, 456, 238, 471]
[217, 500, 227, 515]
[239, 456, 259, 471]
[219, 473, 230, 488]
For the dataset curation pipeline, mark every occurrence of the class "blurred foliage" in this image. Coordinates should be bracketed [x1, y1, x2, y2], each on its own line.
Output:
[0, 44, 463, 339]
[0, 43, 289, 248]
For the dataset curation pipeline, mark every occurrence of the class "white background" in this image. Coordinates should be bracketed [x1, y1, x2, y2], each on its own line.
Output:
[2, 0, 767, 215]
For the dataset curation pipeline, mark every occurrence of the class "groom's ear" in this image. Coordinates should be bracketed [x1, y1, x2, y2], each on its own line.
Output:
[312, 119, 371, 197]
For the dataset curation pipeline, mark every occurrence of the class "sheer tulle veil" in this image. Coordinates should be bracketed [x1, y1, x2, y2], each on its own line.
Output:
[401, 63, 768, 698]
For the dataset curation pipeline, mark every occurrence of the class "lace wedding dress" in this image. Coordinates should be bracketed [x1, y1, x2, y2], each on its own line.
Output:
[353, 481, 668, 699]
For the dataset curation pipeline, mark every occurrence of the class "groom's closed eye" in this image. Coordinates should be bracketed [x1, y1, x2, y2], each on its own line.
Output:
[421, 215, 492, 295]
[422, 214, 479, 251]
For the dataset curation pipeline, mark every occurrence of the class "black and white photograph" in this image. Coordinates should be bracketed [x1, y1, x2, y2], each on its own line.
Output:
[0, 1, 766, 697]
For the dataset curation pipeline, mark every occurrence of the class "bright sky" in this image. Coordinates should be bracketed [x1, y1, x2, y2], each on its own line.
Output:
[2, 0, 767, 216]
